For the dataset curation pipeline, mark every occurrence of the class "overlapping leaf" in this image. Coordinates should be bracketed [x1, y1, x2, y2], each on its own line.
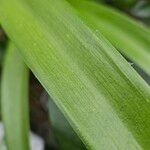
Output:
[69, 0, 150, 75]
[0, 0, 150, 149]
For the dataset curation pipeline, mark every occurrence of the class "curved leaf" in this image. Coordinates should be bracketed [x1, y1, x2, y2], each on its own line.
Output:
[0, 0, 150, 149]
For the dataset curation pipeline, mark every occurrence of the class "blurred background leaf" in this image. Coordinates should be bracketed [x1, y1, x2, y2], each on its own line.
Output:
[1, 42, 30, 150]
[131, 1, 150, 25]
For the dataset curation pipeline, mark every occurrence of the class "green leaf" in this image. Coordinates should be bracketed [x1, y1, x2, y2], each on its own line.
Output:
[0, 0, 150, 149]
[1, 42, 29, 150]
[0, 140, 7, 150]
[68, 0, 150, 75]
[48, 98, 86, 150]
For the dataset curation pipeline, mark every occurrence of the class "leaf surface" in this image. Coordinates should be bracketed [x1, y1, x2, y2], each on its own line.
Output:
[0, 0, 150, 149]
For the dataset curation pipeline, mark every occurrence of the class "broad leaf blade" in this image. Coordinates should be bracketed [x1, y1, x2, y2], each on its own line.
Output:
[1, 42, 29, 150]
[68, 0, 150, 75]
[0, 0, 150, 149]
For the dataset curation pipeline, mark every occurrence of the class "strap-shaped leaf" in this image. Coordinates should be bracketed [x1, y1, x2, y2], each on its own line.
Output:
[1, 42, 29, 150]
[0, 0, 150, 149]
[69, 0, 150, 75]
